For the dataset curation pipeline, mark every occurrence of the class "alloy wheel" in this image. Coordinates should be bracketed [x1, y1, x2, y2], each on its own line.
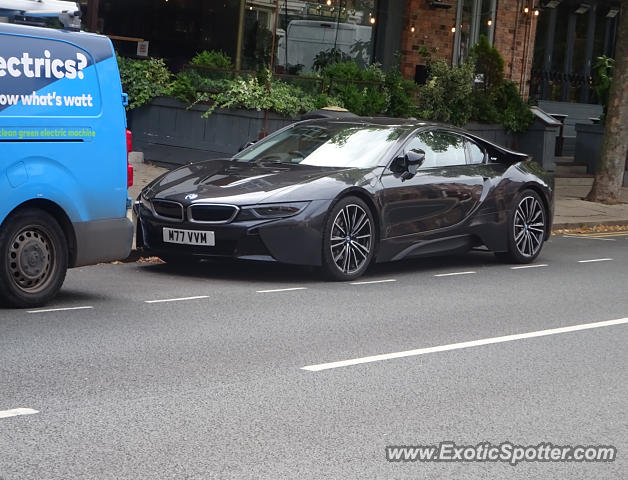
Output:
[330, 204, 373, 274]
[513, 195, 545, 258]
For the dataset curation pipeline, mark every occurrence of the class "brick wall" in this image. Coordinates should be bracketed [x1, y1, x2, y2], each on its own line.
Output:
[401, 0, 458, 79]
[492, 0, 539, 95]
[400, 0, 538, 95]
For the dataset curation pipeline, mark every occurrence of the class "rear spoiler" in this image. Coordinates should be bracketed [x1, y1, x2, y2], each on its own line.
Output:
[467, 133, 529, 164]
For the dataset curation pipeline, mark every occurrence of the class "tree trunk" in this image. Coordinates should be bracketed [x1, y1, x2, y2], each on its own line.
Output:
[585, 4, 628, 204]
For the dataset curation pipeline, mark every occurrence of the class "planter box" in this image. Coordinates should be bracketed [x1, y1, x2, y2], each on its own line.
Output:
[129, 97, 294, 165]
[465, 122, 515, 149]
[129, 100, 558, 171]
[516, 107, 561, 171]
[575, 123, 604, 174]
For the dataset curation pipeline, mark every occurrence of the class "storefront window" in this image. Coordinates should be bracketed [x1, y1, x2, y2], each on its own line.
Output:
[453, 0, 496, 65]
[242, 0, 377, 73]
[98, 0, 241, 70]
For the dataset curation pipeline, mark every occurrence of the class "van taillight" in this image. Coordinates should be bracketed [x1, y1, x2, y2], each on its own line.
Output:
[126, 129, 133, 188]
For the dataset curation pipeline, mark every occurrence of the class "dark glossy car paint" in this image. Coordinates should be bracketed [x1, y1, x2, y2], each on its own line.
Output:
[135, 118, 553, 272]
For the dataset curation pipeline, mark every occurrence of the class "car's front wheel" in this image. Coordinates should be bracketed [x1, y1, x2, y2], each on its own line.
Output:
[322, 196, 375, 281]
[496, 189, 547, 263]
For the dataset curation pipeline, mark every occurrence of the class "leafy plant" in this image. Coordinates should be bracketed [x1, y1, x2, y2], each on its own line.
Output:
[385, 53, 418, 118]
[190, 50, 233, 69]
[471, 35, 504, 92]
[169, 51, 236, 103]
[313, 93, 345, 109]
[592, 55, 615, 120]
[197, 74, 318, 118]
[322, 61, 388, 116]
[495, 81, 534, 132]
[468, 35, 533, 132]
[313, 48, 352, 73]
[417, 59, 475, 126]
[116, 55, 172, 110]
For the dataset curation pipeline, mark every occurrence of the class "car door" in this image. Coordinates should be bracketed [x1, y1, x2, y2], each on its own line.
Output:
[379, 129, 486, 238]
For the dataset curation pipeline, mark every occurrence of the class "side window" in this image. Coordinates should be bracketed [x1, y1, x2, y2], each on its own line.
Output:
[465, 140, 486, 165]
[403, 131, 467, 169]
[405, 131, 466, 168]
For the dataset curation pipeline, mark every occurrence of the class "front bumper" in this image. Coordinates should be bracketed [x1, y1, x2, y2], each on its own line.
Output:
[134, 199, 330, 266]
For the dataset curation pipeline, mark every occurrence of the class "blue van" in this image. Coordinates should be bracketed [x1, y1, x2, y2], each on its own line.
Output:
[0, 23, 133, 308]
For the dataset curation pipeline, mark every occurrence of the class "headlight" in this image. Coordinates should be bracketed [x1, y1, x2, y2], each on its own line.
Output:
[137, 191, 152, 210]
[238, 201, 310, 220]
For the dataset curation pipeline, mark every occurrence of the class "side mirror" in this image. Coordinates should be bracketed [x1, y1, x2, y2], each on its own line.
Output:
[391, 149, 425, 180]
[405, 149, 425, 167]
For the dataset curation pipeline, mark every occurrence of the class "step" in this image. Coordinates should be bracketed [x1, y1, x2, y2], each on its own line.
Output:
[555, 155, 576, 164]
[555, 176, 594, 187]
[554, 163, 588, 175]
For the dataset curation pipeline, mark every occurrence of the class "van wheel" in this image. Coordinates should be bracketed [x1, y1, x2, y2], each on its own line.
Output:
[0, 208, 68, 308]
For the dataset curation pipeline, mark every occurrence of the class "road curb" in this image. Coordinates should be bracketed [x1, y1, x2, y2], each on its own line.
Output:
[552, 219, 628, 230]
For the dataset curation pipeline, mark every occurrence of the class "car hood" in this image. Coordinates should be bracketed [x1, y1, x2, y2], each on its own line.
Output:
[143, 159, 359, 205]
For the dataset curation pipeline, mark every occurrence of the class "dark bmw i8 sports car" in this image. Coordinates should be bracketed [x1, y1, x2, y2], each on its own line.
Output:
[134, 118, 553, 281]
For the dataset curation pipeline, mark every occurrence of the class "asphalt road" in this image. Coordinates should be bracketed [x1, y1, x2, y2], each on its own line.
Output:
[1, 234, 627, 479]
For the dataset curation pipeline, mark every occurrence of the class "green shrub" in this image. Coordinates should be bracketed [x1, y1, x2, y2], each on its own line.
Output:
[313, 93, 345, 109]
[495, 81, 534, 132]
[190, 50, 232, 69]
[592, 55, 614, 120]
[471, 35, 504, 92]
[169, 51, 236, 103]
[385, 54, 418, 117]
[313, 48, 352, 73]
[469, 35, 533, 132]
[116, 55, 172, 110]
[197, 74, 317, 118]
[417, 59, 475, 126]
[170, 70, 235, 103]
[322, 61, 388, 116]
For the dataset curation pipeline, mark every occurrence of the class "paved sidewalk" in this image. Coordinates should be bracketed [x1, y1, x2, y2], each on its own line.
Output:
[128, 153, 628, 230]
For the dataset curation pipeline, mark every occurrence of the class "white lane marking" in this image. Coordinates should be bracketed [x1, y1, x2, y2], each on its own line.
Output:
[350, 279, 396, 285]
[434, 271, 476, 277]
[0, 408, 39, 419]
[578, 258, 613, 263]
[301, 317, 628, 372]
[562, 236, 616, 241]
[256, 287, 307, 293]
[27, 306, 93, 314]
[145, 295, 209, 304]
[511, 264, 548, 270]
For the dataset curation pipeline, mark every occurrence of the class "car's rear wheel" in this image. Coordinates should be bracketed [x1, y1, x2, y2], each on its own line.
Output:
[0, 208, 68, 308]
[496, 189, 547, 263]
[322, 196, 375, 281]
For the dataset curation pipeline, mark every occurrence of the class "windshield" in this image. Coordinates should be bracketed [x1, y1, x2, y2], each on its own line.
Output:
[233, 123, 408, 168]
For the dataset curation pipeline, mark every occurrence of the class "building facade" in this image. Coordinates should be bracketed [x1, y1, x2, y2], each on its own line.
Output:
[80, 0, 620, 103]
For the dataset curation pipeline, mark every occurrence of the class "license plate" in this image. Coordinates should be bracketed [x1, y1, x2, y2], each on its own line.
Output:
[163, 227, 215, 246]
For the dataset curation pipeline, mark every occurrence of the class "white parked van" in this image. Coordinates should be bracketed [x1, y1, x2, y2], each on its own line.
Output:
[277, 20, 372, 72]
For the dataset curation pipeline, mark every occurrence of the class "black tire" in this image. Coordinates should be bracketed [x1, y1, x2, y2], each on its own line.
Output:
[322, 196, 376, 281]
[495, 189, 547, 264]
[0, 208, 68, 308]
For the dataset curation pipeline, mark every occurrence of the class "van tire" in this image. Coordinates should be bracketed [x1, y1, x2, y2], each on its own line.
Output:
[0, 208, 68, 308]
